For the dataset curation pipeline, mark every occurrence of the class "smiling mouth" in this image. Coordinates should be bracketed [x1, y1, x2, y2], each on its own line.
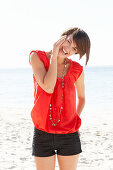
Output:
[62, 47, 68, 55]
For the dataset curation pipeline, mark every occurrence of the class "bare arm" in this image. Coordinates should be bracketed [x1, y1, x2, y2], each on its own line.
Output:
[30, 52, 57, 94]
[43, 55, 57, 92]
[30, 35, 67, 94]
[74, 71, 85, 116]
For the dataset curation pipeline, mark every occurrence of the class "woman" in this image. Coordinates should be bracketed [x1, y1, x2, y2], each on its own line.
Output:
[29, 27, 91, 170]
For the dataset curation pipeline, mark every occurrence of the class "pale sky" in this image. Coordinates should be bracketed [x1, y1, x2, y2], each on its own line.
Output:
[0, 0, 113, 68]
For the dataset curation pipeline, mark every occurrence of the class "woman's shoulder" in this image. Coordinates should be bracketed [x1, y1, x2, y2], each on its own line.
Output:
[30, 50, 50, 61]
[71, 60, 83, 70]
[70, 60, 83, 81]
[37, 50, 51, 63]
[29, 49, 50, 69]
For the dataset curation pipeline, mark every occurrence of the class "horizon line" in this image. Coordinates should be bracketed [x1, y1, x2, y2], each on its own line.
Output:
[0, 65, 113, 69]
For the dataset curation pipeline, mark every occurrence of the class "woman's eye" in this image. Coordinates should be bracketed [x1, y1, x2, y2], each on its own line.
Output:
[67, 40, 70, 43]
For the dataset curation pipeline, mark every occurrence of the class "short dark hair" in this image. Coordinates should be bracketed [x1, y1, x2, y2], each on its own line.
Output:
[61, 27, 91, 66]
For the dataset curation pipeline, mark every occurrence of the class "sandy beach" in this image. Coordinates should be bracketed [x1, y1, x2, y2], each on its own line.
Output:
[0, 106, 113, 170]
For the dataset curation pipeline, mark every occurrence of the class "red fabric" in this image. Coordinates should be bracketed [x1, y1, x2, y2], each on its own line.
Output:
[29, 50, 83, 134]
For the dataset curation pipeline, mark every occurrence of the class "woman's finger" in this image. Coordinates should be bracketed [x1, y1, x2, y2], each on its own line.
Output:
[55, 35, 67, 46]
[77, 130, 80, 137]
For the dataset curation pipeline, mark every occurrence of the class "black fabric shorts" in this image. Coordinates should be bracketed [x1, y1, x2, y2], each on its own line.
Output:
[32, 127, 82, 157]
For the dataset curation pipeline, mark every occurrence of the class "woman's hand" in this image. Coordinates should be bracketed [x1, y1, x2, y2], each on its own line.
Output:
[77, 129, 80, 137]
[52, 35, 67, 58]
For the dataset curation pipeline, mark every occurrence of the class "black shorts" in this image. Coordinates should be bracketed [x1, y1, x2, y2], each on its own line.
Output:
[32, 127, 82, 157]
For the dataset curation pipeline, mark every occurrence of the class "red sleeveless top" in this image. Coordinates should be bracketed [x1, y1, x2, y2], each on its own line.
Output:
[29, 50, 83, 134]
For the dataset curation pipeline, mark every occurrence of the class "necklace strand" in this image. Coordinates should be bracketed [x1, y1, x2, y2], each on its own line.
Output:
[49, 56, 67, 126]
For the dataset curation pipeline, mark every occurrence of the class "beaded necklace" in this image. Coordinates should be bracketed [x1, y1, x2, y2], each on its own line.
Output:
[49, 57, 67, 126]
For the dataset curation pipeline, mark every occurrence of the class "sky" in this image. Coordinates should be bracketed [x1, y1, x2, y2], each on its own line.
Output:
[0, 0, 113, 68]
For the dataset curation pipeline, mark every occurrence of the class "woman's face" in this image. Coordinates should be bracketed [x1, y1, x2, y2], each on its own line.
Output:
[58, 34, 78, 57]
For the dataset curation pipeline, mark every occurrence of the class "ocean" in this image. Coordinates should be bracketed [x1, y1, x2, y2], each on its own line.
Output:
[0, 66, 113, 113]
[0, 66, 113, 170]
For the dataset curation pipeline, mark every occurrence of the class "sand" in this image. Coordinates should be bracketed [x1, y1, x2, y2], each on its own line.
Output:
[0, 106, 113, 170]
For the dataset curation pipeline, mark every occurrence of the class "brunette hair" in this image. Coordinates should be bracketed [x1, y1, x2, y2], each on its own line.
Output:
[61, 27, 91, 66]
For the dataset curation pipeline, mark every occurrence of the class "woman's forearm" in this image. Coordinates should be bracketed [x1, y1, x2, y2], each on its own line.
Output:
[44, 55, 57, 92]
[76, 97, 85, 116]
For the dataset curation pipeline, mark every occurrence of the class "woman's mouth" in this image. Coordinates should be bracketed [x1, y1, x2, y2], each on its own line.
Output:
[61, 47, 68, 55]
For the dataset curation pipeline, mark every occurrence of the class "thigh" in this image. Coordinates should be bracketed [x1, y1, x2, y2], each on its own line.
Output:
[34, 154, 56, 170]
[57, 154, 80, 170]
